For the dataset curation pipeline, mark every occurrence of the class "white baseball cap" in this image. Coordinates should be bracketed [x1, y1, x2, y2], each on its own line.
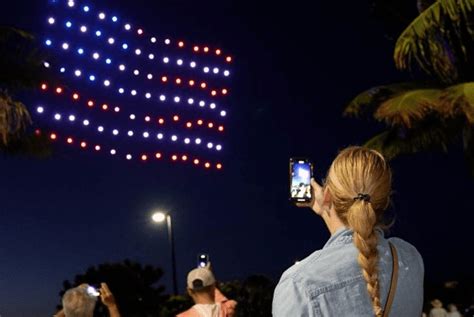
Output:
[187, 267, 216, 290]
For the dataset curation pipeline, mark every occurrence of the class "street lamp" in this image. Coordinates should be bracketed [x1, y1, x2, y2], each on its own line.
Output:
[152, 211, 178, 295]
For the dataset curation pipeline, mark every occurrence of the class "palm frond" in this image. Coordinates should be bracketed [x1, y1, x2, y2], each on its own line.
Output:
[394, 0, 474, 83]
[0, 91, 31, 145]
[438, 82, 474, 122]
[0, 132, 52, 158]
[374, 88, 442, 127]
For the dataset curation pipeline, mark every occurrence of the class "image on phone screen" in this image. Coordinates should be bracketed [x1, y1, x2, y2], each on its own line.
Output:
[290, 159, 312, 202]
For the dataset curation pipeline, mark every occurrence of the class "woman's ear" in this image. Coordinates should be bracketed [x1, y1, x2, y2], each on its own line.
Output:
[323, 187, 333, 212]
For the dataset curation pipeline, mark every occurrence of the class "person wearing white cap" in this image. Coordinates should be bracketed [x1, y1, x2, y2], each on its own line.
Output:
[177, 265, 237, 317]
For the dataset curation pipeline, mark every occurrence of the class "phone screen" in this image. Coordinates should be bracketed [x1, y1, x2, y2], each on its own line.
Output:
[197, 254, 209, 268]
[290, 159, 312, 202]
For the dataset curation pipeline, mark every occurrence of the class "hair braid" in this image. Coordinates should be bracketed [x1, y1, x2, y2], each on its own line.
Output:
[347, 200, 383, 317]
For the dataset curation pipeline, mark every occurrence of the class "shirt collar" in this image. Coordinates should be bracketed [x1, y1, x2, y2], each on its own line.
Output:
[323, 227, 385, 249]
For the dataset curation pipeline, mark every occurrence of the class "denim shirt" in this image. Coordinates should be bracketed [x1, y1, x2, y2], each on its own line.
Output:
[272, 228, 424, 317]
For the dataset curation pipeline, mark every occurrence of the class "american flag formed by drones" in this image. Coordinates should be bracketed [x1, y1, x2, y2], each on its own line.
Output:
[36, 0, 232, 170]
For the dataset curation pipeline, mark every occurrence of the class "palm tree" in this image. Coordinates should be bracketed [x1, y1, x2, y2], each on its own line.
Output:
[345, 0, 474, 175]
[0, 26, 51, 156]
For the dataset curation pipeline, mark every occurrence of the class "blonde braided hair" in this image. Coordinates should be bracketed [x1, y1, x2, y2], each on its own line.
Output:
[325, 146, 391, 317]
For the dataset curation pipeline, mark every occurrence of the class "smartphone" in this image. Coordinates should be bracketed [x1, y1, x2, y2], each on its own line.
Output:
[197, 253, 209, 268]
[289, 158, 313, 203]
[86, 285, 100, 297]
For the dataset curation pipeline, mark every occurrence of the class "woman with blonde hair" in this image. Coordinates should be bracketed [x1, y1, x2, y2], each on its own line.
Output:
[273, 146, 424, 316]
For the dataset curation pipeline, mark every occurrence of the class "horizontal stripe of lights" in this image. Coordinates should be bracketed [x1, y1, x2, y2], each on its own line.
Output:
[40, 83, 227, 130]
[45, 21, 231, 79]
[48, 2, 232, 65]
[35, 105, 223, 152]
[37, 129, 222, 169]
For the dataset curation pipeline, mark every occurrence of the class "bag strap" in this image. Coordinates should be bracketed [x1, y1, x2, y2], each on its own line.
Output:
[382, 242, 399, 317]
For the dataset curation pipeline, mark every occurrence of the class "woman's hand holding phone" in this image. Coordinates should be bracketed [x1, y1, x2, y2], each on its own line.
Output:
[296, 179, 326, 216]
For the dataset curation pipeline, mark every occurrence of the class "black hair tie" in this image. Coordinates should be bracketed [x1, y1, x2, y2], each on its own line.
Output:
[353, 193, 371, 202]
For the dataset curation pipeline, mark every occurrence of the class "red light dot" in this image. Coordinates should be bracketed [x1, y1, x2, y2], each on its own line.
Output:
[208, 123, 214, 128]
[67, 137, 73, 144]
[194, 159, 200, 165]
[186, 122, 192, 128]
[197, 120, 203, 125]
[182, 155, 188, 161]
[80, 141, 87, 148]
[35, 129, 41, 136]
[217, 163, 223, 169]
[41, 84, 47, 90]
[141, 154, 148, 161]
[155, 153, 162, 159]
[161, 76, 168, 82]
[204, 47, 209, 52]
[50, 133, 57, 140]
[172, 155, 178, 161]
[173, 115, 179, 121]
[211, 90, 217, 96]
[176, 78, 182, 84]
[189, 80, 195, 86]
[193, 46, 199, 52]
[178, 41, 184, 47]
[226, 56, 232, 62]
[87, 101, 94, 107]
[145, 116, 151, 122]
[218, 126, 224, 132]
[201, 83, 207, 89]
[73, 93, 79, 100]
[222, 89, 228, 95]
[102, 104, 108, 110]
[158, 118, 165, 124]
[137, 28, 144, 35]
[205, 162, 211, 168]
[95, 145, 101, 151]
[215, 49, 221, 55]
[56, 87, 63, 94]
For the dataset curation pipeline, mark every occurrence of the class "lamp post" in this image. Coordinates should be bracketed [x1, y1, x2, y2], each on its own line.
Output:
[152, 211, 178, 295]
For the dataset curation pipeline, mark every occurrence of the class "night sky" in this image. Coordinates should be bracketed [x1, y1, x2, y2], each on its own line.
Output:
[1, 1, 474, 316]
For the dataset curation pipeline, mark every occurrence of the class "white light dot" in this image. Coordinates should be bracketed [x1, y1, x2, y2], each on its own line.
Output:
[199, 101, 205, 107]
[95, 30, 102, 37]
[184, 138, 190, 144]
[54, 114, 61, 120]
[147, 74, 153, 80]
[83, 119, 90, 126]
[60, 67, 66, 73]
[174, 96, 180, 103]
[83, 6, 90, 12]
[128, 131, 134, 136]
[190, 61, 196, 68]
[68, 115, 76, 122]
[89, 75, 95, 81]
[188, 98, 194, 105]
[66, 21, 72, 28]
[110, 149, 117, 155]
[148, 54, 154, 60]
[43, 62, 50, 68]
[163, 57, 169, 63]
[195, 138, 202, 145]
[99, 13, 106, 20]
[220, 110, 227, 117]
[68, 1, 75, 8]
[114, 107, 120, 112]
[224, 70, 230, 77]
[157, 133, 164, 139]
[119, 64, 125, 71]
[45, 39, 52, 46]
[106, 58, 112, 64]
[131, 90, 137, 96]
[62, 43, 69, 50]
[145, 93, 151, 99]
[126, 154, 132, 160]
[207, 142, 213, 149]
[112, 16, 118, 22]
[177, 59, 183, 66]
[213, 67, 219, 74]
[48, 17, 55, 24]
[204, 67, 210, 73]
[145, 116, 151, 122]
[137, 28, 144, 35]
[124, 24, 131, 30]
[108, 38, 115, 45]
[164, 38, 170, 45]
[159, 95, 166, 101]
[92, 52, 100, 60]
[171, 135, 178, 141]
[135, 49, 141, 55]
[130, 114, 136, 120]
[118, 88, 124, 94]
[210, 103, 216, 109]
[133, 69, 140, 76]
[112, 129, 119, 135]
[37, 106, 44, 113]
[143, 132, 150, 138]
[216, 145, 222, 151]
[122, 43, 128, 50]
[98, 126, 104, 132]
[103, 80, 110, 87]
[74, 69, 82, 77]
[150, 37, 157, 43]
[80, 25, 87, 33]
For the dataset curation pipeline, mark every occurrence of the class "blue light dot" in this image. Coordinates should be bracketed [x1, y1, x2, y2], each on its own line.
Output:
[112, 16, 118, 22]
[95, 30, 101, 37]
[122, 43, 128, 50]
[66, 21, 72, 28]
[77, 48, 84, 54]
[89, 75, 96, 81]
[83, 5, 89, 12]
[105, 58, 112, 64]
[45, 39, 52, 46]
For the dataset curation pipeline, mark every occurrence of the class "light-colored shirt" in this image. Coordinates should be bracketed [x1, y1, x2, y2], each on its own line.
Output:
[177, 289, 236, 317]
[272, 227, 424, 316]
[430, 308, 448, 317]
